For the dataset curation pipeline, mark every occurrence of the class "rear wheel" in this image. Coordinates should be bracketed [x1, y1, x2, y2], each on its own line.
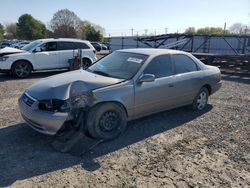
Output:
[192, 87, 209, 111]
[12, 61, 32, 78]
[87, 103, 127, 140]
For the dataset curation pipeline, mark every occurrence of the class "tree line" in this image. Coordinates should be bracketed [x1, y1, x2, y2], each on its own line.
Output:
[0, 9, 249, 41]
[0, 9, 104, 41]
[184, 23, 249, 35]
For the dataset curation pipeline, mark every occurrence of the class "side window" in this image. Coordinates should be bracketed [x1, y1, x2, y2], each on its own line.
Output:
[39, 43, 47, 51]
[173, 54, 198, 74]
[74, 42, 90, 49]
[144, 55, 173, 78]
[57, 42, 75, 50]
[47, 42, 57, 51]
[39, 42, 57, 52]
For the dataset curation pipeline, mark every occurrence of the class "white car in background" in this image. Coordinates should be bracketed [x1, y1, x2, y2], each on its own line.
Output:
[11, 41, 31, 49]
[0, 38, 97, 78]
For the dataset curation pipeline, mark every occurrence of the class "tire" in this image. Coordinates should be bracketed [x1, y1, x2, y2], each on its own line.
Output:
[192, 87, 209, 111]
[86, 103, 127, 140]
[12, 61, 32, 78]
[82, 58, 91, 70]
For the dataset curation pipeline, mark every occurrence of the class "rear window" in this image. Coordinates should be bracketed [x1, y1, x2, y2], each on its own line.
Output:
[74, 42, 90, 49]
[57, 42, 75, 50]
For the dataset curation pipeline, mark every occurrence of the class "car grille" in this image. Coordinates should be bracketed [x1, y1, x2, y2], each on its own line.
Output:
[22, 93, 36, 107]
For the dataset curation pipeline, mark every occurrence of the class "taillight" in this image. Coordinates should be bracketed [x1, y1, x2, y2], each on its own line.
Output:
[93, 49, 96, 54]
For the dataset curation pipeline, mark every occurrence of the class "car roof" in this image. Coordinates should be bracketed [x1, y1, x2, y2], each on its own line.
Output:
[35, 38, 90, 43]
[116, 48, 189, 56]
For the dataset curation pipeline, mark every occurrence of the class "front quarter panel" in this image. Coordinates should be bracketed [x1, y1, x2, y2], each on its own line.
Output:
[92, 81, 134, 119]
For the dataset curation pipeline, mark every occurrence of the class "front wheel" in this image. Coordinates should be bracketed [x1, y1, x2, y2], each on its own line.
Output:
[12, 61, 32, 78]
[87, 103, 127, 140]
[192, 87, 209, 111]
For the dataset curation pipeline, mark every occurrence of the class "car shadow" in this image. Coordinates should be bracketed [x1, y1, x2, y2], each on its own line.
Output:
[0, 70, 68, 82]
[0, 105, 212, 186]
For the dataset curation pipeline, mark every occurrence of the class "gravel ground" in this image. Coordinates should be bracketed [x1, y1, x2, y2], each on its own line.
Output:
[0, 70, 249, 187]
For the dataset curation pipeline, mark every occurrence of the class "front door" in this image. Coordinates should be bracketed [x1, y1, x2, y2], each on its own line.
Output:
[134, 55, 177, 118]
[34, 42, 59, 70]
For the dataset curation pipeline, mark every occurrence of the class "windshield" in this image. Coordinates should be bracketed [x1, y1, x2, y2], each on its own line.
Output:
[21, 40, 42, 51]
[87, 52, 148, 79]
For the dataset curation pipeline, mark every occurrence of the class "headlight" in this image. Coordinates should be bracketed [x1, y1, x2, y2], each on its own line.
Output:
[0, 56, 9, 61]
[38, 99, 68, 112]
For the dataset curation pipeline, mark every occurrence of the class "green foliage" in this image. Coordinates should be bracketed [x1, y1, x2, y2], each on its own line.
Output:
[5, 23, 17, 39]
[17, 14, 47, 39]
[46, 29, 54, 38]
[50, 9, 81, 38]
[196, 27, 229, 35]
[0, 23, 4, 39]
[185, 27, 196, 34]
[79, 21, 103, 41]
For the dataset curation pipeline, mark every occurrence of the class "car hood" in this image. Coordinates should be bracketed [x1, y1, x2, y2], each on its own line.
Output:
[26, 70, 124, 100]
[0, 47, 25, 57]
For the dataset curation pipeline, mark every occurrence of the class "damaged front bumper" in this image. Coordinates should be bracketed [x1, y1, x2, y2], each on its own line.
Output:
[18, 94, 69, 135]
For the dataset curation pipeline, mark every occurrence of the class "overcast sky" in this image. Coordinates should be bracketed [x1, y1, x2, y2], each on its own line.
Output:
[0, 0, 249, 36]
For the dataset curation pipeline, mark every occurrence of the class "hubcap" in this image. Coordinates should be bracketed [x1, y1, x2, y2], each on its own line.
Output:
[15, 63, 30, 77]
[99, 111, 120, 132]
[197, 91, 207, 110]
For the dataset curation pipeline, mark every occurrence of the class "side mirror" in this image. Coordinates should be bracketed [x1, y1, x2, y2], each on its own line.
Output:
[138, 74, 155, 83]
[33, 47, 41, 53]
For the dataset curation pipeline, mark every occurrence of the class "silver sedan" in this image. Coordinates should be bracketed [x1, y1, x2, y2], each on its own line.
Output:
[18, 49, 221, 139]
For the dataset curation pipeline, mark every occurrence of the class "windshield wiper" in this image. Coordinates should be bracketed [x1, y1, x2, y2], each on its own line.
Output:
[92, 70, 111, 77]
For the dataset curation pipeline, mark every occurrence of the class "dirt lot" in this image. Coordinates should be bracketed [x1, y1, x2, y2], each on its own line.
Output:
[0, 69, 250, 187]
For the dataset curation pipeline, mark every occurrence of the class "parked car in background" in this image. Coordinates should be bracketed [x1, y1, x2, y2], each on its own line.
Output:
[91, 42, 102, 51]
[12, 41, 31, 49]
[0, 38, 97, 78]
[102, 42, 111, 50]
[18, 48, 221, 139]
[0, 41, 11, 48]
[100, 43, 108, 50]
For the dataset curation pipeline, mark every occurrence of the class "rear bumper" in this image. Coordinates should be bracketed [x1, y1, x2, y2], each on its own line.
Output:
[18, 96, 68, 135]
[211, 81, 222, 94]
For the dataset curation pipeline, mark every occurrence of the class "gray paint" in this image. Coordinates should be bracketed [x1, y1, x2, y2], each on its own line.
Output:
[19, 48, 221, 135]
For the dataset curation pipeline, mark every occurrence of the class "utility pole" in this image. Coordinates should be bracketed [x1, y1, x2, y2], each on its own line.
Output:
[131, 28, 134, 36]
[165, 27, 168, 34]
[244, 26, 248, 34]
[223, 22, 226, 34]
[144, 29, 148, 36]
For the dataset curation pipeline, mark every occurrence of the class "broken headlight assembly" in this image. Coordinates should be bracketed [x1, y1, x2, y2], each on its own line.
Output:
[38, 99, 68, 112]
[38, 92, 92, 113]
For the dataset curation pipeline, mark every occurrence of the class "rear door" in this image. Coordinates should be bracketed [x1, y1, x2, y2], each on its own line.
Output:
[74, 42, 93, 60]
[134, 55, 176, 117]
[34, 42, 59, 69]
[172, 54, 204, 105]
[57, 42, 75, 68]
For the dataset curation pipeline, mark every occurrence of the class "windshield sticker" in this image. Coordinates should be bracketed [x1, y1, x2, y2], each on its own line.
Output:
[127, 57, 143, 64]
